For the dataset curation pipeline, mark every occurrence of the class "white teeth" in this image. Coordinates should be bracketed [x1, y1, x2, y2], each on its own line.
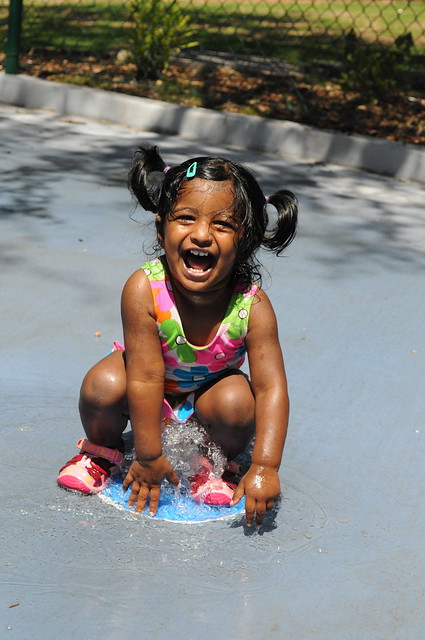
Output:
[189, 250, 209, 256]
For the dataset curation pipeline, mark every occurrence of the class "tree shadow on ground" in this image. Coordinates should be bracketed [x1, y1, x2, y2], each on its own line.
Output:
[1, 110, 424, 279]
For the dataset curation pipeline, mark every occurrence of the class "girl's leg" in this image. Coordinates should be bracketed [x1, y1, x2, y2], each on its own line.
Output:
[194, 372, 255, 460]
[57, 350, 128, 494]
[79, 350, 128, 450]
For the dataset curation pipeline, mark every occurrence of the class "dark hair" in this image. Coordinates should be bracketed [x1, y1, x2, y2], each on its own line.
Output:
[128, 145, 298, 287]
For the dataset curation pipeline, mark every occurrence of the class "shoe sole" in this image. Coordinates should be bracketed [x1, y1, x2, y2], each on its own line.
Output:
[57, 476, 96, 495]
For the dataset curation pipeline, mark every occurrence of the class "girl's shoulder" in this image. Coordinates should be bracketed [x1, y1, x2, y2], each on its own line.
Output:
[122, 267, 155, 312]
[246, 286, 277, 327]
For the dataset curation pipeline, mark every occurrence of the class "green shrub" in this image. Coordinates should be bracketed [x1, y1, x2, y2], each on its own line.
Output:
[341, 29, 414, 103]
[128, 0, 198, 80]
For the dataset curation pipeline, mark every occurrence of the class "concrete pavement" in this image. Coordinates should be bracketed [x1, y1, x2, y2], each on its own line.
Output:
[1, 99, 424, 639]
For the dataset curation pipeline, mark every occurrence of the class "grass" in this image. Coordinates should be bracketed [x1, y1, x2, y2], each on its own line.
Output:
[1, 0, 424, 63]
[1, 1, 423, 145]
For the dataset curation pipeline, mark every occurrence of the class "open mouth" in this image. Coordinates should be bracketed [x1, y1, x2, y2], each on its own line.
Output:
[183, 249, 214, 273]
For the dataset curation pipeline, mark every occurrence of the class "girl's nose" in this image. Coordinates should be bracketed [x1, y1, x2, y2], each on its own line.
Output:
[190, 219, 212, 245]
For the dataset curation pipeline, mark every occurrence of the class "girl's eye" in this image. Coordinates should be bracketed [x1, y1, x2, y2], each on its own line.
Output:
[214, 219, 236, 231]
[175, 214, 195, 223]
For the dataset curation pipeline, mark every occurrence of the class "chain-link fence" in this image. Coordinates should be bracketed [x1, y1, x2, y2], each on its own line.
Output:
[1, 0, 424, 143]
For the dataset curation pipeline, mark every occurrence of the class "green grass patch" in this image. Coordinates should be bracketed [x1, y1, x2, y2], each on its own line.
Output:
[1, 0, 424, 68]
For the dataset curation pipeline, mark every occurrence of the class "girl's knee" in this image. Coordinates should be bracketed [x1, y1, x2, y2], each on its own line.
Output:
[195, 377, 255, 457]
[197, 379, 255, 430]
[219, 388, 254, 429]
[80, 361, 126, 409]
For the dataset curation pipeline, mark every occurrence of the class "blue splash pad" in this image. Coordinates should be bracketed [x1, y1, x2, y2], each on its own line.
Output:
[99, 474, 245, 523]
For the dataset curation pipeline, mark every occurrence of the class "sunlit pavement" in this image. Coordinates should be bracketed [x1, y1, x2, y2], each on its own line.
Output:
[1, 102, 424, 639]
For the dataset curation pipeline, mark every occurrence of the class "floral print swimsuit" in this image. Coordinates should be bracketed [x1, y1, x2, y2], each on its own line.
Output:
[114, 258, 257, 423]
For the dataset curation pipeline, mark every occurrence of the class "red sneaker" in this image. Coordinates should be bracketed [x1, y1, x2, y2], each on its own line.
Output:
[57, 438, 123, 495]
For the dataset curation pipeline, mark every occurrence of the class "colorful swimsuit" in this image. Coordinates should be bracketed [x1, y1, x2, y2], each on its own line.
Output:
[114, 258, 258, 423]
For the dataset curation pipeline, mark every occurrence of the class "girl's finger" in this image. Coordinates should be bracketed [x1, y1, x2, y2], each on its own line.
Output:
[230, 481, 245, 506]
[166, 469, 181, 488]
[244, 496, 256, 526]
[134, 484, 149, 513]
[127, 481, 140, 507]
[122, 473, 133, 492]
[148, 486, 161, 516]
[255, 501, 266, 526]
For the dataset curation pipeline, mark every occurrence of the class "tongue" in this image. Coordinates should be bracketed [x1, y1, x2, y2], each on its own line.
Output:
[186, 253, 212, 271]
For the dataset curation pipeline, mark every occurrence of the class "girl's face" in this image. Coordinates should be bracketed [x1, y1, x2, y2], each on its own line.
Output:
[159, 178, 240, 294]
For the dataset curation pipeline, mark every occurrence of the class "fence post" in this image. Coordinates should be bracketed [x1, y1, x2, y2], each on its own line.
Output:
[5, 0, 23, 74]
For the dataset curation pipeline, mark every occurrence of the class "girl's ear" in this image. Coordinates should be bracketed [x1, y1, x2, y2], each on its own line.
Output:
[156, 215, 164, 247]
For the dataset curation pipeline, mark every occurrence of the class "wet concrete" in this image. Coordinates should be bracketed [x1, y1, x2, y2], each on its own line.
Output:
[1, 103, 424, 639]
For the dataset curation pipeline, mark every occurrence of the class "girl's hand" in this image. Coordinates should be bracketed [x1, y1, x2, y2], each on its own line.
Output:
[231, 463, 280, 526]
[123, 457, 180, 516]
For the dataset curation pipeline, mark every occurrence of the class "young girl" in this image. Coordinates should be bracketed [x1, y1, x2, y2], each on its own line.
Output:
[57, 146, 298, 526]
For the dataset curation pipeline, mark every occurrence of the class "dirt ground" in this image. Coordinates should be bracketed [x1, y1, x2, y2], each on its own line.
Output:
[2, 50, 424, 145]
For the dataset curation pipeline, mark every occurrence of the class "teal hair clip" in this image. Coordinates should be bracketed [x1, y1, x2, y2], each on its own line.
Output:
[186, 161, 197, 178]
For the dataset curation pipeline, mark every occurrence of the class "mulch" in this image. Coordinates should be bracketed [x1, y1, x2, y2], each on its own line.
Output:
[2, 50, 424, 145]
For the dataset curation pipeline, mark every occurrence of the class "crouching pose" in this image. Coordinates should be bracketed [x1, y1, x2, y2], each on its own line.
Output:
[57, 146, 298, 526]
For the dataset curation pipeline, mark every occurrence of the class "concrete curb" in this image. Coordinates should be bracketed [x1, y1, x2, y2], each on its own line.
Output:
[1, 72, 424, 185]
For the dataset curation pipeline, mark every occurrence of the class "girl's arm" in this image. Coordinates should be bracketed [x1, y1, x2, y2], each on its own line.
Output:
[231, 289, 289, 525]
[121, 269, 179, 515]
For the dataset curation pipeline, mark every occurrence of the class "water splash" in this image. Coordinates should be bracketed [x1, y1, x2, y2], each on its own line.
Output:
[120, 418, 227, 484]
[104, 419, 245, 523]
[100, 478, 245, 523]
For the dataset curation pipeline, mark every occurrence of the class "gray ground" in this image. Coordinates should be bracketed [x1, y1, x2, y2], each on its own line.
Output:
[1, 103, 424, 639]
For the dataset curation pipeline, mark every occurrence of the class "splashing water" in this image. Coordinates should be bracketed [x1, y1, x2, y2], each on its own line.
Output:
[101, 419, 246, 523]
[120, 418, 228, 487]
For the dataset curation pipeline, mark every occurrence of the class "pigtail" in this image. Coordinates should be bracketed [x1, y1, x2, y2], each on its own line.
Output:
[128, 145, 168, 212]
[263, 189, 298, 255]
[126, 146, 298, 285]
